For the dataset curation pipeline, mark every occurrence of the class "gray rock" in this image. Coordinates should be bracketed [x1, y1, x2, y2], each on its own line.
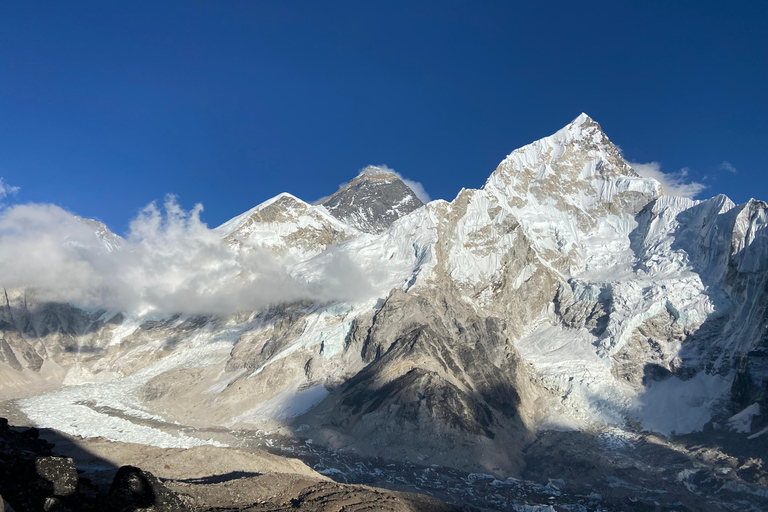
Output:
[319, 166, 424, 233]
[107, 465, 190, 512]
[35, 457, 78, 497]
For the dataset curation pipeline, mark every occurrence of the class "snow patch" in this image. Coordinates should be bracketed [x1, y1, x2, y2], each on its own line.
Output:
[727, 403, 760, 433]
[232, 383, 329, 424]
[748, 425, 768, 440]
[632, 372, 731, 435]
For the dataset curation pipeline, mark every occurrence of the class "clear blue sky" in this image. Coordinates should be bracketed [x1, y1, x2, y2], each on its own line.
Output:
[1, 1, 765, 233]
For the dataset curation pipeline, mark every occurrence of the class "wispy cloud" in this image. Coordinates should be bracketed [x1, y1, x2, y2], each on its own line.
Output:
[0, 196, 371, 315]
[719, 161, 737, 174]
[0, 178, 19, 201]
[629, 161, 707, 199]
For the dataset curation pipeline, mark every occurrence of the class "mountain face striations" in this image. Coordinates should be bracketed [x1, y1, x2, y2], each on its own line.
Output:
[2, 114, 767, 510]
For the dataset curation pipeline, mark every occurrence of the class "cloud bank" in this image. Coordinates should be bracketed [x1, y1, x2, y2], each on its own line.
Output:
[0, 196, 371, 315]
[629, 162, 707, 199]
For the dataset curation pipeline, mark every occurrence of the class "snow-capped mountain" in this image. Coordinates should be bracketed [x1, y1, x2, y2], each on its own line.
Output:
[318, 166, 424, 234]
[2, 114, 767, 509]
[76, 217, 125, 252]
[215, 192, 359, 260]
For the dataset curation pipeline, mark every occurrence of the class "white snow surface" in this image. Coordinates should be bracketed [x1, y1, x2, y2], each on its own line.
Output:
[748, 425, 768, 440]
[232, 383, 330, 425]
[19, 319, 246, 448]
[727, 403, 760, 433]
[632, 372, 732, 436]
[515, 324, 632, 428]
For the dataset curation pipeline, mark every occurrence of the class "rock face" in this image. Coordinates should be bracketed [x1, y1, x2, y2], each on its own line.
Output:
[3, 114, 768, 489]
[302, 286, 534, 474]
[318, 166, 424, 234]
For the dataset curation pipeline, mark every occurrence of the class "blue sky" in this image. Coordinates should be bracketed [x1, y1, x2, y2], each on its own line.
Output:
[1, 1, 765, 233]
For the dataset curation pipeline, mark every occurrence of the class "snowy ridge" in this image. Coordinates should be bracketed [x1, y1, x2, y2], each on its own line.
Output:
[292, 199, 444, 297]
[215, 192, 359, 261]
[216, 192, 356, 238]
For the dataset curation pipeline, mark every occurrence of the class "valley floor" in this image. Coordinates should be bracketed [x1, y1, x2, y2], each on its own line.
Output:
[2, 399, 766, 512]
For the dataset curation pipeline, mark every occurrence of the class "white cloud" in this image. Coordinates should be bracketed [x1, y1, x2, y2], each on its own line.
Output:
[0, 196, 371, 315]
[629, 161, 707, 199]
[720, 161, 737, 174]
[0, 178, 19, 200]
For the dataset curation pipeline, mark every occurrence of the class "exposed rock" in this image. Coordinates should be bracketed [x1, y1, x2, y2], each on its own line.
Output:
[0, 420, 87, 511]
[0, 338, 23, 372]
[300, 286, 534, 476]
[318, 166, 424, 234]
[276, 480, 469, 512]
[35, 456, 79, 497]
[20, 426, 473, 512]
[611, 309, 689, 387]
[107, 465, 190, 512]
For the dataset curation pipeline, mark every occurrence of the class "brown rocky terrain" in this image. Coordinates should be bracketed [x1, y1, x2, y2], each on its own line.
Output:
[0, 414, 471, 512]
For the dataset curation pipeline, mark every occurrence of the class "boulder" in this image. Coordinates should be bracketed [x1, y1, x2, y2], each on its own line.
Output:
[35, 456, 79, 497]
[107, 465, 189, 512]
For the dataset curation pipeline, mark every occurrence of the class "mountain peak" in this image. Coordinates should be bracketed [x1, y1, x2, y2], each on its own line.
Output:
[551, 112, 608, 146]
[215, 191, 356, 259]
[482, 114, 659, 220]
[319, 167, 424, 234]
[76, 216, 124, 251]
[572, 112, 595, 124]
[357, 165, 398, 179]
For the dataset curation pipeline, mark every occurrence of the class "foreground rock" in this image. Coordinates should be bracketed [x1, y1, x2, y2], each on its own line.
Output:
[108, 465, 190, 512]
[0, 419, 470, 512]
[0, 419, 188, 511]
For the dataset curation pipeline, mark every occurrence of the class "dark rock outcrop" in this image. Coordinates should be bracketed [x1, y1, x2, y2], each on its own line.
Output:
[108, 465, 190, 512]
[0, 419, 189, 512]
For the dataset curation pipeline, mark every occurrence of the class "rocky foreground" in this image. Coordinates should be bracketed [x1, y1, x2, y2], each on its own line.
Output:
[0, 416, 470, 512]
